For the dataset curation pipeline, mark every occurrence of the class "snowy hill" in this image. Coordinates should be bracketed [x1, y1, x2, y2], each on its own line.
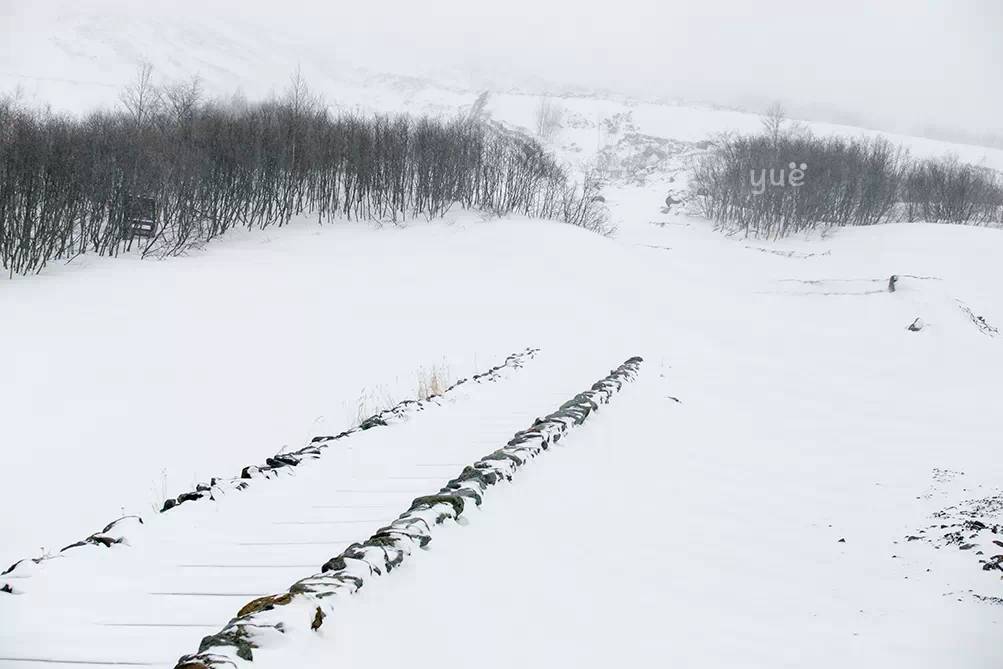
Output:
[4, 2, 1003, 181]
[3, 4, 1003, 668]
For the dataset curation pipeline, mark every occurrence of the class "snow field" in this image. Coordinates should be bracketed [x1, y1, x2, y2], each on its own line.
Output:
[2, 185, 1003, 667]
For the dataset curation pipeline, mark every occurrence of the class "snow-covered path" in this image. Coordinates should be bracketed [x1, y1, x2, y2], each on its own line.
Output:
[2, 351, 615, 667]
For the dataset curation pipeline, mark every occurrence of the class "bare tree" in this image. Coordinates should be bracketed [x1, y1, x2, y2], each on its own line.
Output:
[285, 67, 321, 115]
[467, 90, 490, 123]
[120, 63, 160, 127]
[161, 75, 203, 128]
[535, 96, 564, 140]
[761, 101, 787, 147]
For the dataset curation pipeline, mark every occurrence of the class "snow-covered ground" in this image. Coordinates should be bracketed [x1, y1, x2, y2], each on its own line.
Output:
[3, 4, 1003, 665]
[3, 184, 1003, 666]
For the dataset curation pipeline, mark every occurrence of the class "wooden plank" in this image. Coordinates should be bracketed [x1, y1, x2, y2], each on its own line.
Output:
[176, 564, 317, 569]
[0, 659, 155, 666]
[232, 540, 349, 546]
[270, 519, 385, 525]
[149, 592, 265, 597]
[97, 623, 216, 629]
[387, 476, 448, 480]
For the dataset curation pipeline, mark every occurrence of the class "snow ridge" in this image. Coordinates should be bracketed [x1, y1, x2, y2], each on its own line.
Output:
[172, 356, 643, 669]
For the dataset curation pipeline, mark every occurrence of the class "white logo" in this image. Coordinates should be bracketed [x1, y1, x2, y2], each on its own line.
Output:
[750, 162, 807, 195]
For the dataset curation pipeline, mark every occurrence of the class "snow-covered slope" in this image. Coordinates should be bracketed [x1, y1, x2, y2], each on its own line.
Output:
[3, 185, 1003, 666]
[3, 5, 1003, 667]
[4, 2, 1003, 181]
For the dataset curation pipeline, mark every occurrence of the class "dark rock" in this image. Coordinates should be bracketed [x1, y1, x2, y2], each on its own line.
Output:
[407, 493, 465, 519]
[2, 559, 26, 576]
[198, 625, 256, 662]
[237, 592, 293, 618]
[444, 486, 484, 507]
[311, 606, 326, 631]
[359, 415, 388, 430]
[102, 515, 142, 533]
[482, 449, 524, 466]
[320, 556, 351, 574]
[174, 660, 211, 669]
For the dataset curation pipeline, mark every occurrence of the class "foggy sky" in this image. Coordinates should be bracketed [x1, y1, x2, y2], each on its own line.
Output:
[228, 0, 1003, 136]
[3, 0, 1002, 138]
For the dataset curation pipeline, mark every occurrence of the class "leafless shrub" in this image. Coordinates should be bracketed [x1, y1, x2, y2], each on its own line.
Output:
[901, 157, 1003, 225]
[761, 102, 787, 147]
[535, 96, 564, 140]
[692, 120, 1003, 238]
[693, 129, 907, 237]
[416, 363, 450, 400]
[159, 76, 203, 129]
[353, 386, 397, 425]
[559, 173, 615, 236]
[467, 91, 490, 122]
[120, 62, 160, 128]
[0, 71, 601, 276]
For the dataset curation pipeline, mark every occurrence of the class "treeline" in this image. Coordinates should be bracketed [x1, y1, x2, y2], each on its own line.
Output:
[0, 73, 606, 276]
[693, 129, 1003, 238]
[901, 158, 1003, 226]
